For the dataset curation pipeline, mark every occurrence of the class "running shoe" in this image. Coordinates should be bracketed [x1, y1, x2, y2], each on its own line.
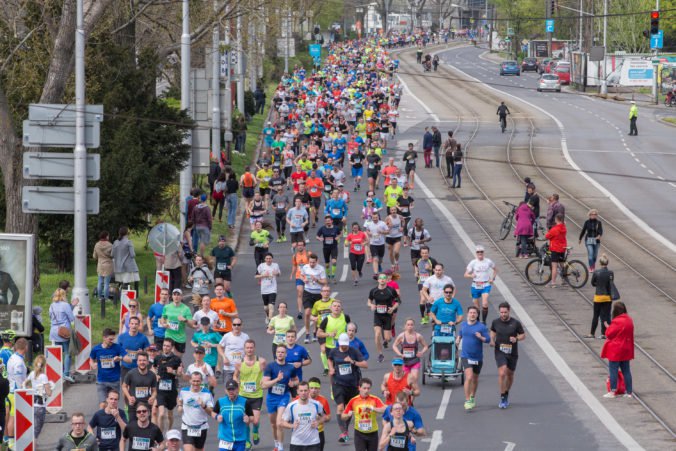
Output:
[338, 432, 350, 443]
[354, 280, 358, 286]
[420, 317, 429, 325]
[245, 440, 252, 450]
[603, 392, 616, 398]
[503, 398, 510, 408]
[304, 334, 310, 344]
[378, 354, 385, 363]
[253, 432, 260, 444]
[623, 394, 633, 398]
[383, 340, 389, 349]
[312, 334, 318, 342]
[464, 400, 473, 411]
[498, 399, 507, 409]
[469, 396, 476, 408]
[297, 312, 303, 320]
[323, 368, 329, 376]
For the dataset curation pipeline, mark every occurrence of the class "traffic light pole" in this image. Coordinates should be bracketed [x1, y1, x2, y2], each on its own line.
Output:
[600, 0, 607, 94]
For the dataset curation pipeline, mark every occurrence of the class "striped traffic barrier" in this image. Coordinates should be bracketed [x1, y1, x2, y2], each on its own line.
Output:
[75, 314, 92, 374]
[45, 345, 63, 414]
[155, 270, 170, 302]
[15, 389, 34, 451]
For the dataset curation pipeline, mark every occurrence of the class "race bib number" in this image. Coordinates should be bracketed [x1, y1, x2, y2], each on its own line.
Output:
[473, 281, 485, 289]
[274, 333, 286, 344]
[467, 359, 479, 366]
[159, 379, 172, 391]
[354, 244, 362, 252]
[390, 436, 406, 448]
[399, 206, 409, 213]
[376, 305, 388, 314]
[358, 420, 373, 432]
[418, 274, 429, 283]
[132, 437, 151, 449]
[403, 349, 415, 359]
[187, 427, 202, 437]
[219, 440, 235, 450]
[168, 321, 180, 331]
[324, 185, 332, 191]
[100, 357, 115, 369]
[368, 163, 375, 169]
[324, 237, 334, 245]
[298, 412, 312, 424]
[499, 344, 513, 355]
[217, 262, 228, 271]
[100, 427, 116, 440]
[338, 363, 352, 376]
[230, 351, 243, 363]
[440, 325, 453, 334]
[311, 187, 318, 193]
[242, 382, 256, 393]
[332, 208, 341, 216]
[127, 350, 137, 361]
[271, 383, 286, 395]
[135, 387, 150, 399]
[277, 202, 286, 209]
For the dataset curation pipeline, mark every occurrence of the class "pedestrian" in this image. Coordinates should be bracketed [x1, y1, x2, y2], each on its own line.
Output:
[22, 354, 52, 439]
[443, 132, 456, 178]
[56, 412, 98, 450]
[514, 201, 535, 258]
[545, 194, 565, 229]
[226, 172, 240, 229]
[191, 194, 213, 255]
[545, 214, 567, 288]
[628, 101, 638, 135]
[112, 226, 140, 292]
[212, 172, 227, 221]
[431, 126, 442, 168]
[579, 209, 603, 271]
[49, 288, 76, 383]
[601, 302, 634, 398]
[254, 86, 267, 115]
[490, 302, 526, 409]
[422, 127, 433, 168]
[92, 230, 113, 303]
[586, 254, 614, 339]
[451, 143, 463, 188]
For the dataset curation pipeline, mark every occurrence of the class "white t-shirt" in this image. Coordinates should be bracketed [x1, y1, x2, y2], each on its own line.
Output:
[300, 265, 326, 294]
[193, 309, 219, 328]
[24, 372, 52, 406]
[423, 275, 455, 301]
[366, 221, 389, 246]
[466, 258, 496, 287]
[218, 332, 250, 371]
[186, 362, 215, 388]
[408, 228, 431, 251]
[257, 262, 281, 295]
[281, 399, 324, 446]
[7, 353, 27, 392]
[178, 387, 214, 430]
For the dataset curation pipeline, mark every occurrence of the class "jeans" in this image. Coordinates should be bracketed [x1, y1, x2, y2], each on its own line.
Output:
[433, 145, 441, 167]
[423, 149, 432, 167]
[445, 157, 454, 178]
[629, 117, 637, 135]
[226, 193, 239, 226]
[452, 164, 463, 187]
[97, 274, 111, 300]
[518, 235, 531, 256]
[586, 242, 599, 268]
[191, 228, 199, 253]
[57, 339, 71, 377]
[34, 406, 46, 437]
[608, 360, 632, 394]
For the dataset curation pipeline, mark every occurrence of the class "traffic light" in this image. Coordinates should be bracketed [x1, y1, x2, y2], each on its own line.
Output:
[650, 11, 660, 35]
[549, 0, 557, 17]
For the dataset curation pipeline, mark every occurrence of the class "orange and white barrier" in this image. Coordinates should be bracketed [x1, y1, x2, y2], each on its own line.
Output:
[45, 345, 63, 414]
[120, 289, 137, 324]
[75, 315, 92, 374]
[155, 270, 170, 302]
[15, 389, 34, 451]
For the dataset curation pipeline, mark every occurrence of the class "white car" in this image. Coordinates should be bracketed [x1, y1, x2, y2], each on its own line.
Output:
[537, 74, 561, 92]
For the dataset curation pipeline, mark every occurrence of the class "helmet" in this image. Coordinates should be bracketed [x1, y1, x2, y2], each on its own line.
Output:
[1, 329, 16, 343]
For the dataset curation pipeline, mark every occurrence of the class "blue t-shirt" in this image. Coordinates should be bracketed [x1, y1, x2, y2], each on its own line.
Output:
[349, 337, 369, 361]
[382, 405, 424, 451]
[458, 321, 490, 361]
[117, 332, 150, 369]
[264, 361, 298, 398]
[325, 199, 347, 219]
[89, 408, 127, 449]
[430, 298, 464, 332]
[317, 226, 340, 247]
[215, 396, 250, 443]
[284, 344, 310, 382]
[90, 343, 127, 383]
[147, 303, 166, 338]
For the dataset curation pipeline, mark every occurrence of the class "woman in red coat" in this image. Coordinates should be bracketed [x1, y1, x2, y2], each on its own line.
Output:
[600, 301, 634, 398]
[544, 213, 567, 287]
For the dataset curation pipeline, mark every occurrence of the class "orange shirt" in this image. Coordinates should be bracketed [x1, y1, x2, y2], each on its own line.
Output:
[242, 172, 255, 188]
[343, 394, 385, 433]
[306, 177, 324, 198]
[210, 296, 237, 333]
[384, 371, 412, 405]
[292, 250, 310, 279]
[381, 166, 397, 186]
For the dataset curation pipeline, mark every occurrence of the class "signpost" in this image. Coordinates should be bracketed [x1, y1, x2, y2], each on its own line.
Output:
[650, 30, 663, 50]
[22, 186, 100, 214]
[23, 152, 100, 181]
[545, 19, 555, 33]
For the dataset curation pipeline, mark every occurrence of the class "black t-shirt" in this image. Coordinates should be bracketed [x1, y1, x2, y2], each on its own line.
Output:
[89, 408, 128, 449]
[403, 150, 417, 166]
[369, 287, 398, 314]
[366, 154, 381, 171]
[490, 317, 525, 358]
[350, 152, 364, 169]
[212, 245, 236, 268]
[294, 192, 311, 207]
[397, 196, 414, 217]
[156, 353, 182, 393]
[123, 421, 164, 450]
[270, 176, 285, 189]
[317, 226, 340, 248]
[123, 369, 157, 404]
[328, 346, 364, 387]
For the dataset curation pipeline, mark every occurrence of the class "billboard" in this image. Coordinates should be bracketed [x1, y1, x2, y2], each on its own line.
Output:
[620, 59, 654, 87]
[0, 234, 34, 336]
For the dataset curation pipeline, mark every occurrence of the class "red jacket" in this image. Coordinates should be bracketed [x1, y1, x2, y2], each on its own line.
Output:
[601, 313, 634, 361]
[545, 222, 567, 253]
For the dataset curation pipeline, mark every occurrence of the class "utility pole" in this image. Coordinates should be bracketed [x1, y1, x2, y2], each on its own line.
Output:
[72, 0, 89, 312]
[212, 0, 221, 162]
[237, 13, 245, 113]
[180, 0, 192, 231]
[600, 0, 607, 94]
[579, 0, 583, 52]
[284, 9, 290, 73]
[224, 4, 232, 160]
[546, 0, 552, 58]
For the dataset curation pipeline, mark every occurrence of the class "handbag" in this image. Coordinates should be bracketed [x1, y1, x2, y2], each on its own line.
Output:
[610, 280, 621, 301]
[57, 326, 71, 340]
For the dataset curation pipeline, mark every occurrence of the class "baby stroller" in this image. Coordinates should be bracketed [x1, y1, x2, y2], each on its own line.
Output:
[422, 330, 464, 388]
[423, 55, 432, 72]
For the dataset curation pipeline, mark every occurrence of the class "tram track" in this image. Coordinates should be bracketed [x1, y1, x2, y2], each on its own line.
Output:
[395, 46, 676, 438]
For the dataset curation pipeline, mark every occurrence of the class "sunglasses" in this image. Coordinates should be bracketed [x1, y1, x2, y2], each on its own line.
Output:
[444, 291, 453, 294]
[136, 410, 148, 414]
[129, 305, 137, 308]
[233, 323, 242, 327]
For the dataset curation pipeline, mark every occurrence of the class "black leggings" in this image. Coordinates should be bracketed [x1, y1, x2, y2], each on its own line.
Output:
[349, 253, 366, 273]
[275, 212, 286, 235]
[254, 247, 268, 267]
[354, 430, 379, 451]
[591, 302, 612, 335]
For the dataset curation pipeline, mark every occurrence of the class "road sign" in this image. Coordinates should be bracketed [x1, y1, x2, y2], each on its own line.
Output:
[75, 315, 92, 374]
[15, 389, 34, 450]
[507, 28, 514, 36]
[650, 30, 663, 49]
[22, 186, 99, 214]
[23, 152, 100, 181]
[46, 345, 63, 414]
[27, 103, 103, 123]
[309, 43, 321, 59]
[23, 120, 101, 148]
[545, 19, 554, 33]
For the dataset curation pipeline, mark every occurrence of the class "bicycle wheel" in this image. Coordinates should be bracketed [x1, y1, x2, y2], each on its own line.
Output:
[525, 259, 551, 285]
[499, 214, 513, 240]
[535, 217, 547, 241]
[562, 260, 589, 288]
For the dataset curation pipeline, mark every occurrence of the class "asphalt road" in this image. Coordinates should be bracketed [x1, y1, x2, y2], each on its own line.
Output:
[434, 46, 676, 249]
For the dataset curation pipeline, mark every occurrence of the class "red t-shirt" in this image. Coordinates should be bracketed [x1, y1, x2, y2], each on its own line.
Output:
[291, 171, 308, 191]
[347, 231, 367, 255]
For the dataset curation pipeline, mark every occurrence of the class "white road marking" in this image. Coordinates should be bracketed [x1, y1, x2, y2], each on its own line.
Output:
[503, 442, 516, 451]
[340, 265, 349, 282]
[426, 430, 443, 451]
[435, 389, 452, 419]
[396, 75, 440, 122]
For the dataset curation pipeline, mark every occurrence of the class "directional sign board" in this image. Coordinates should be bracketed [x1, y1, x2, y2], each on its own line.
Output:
[23, 152, 100, 181]
[309, 44, 321, 59]
[23, 104, 103, 149]
[651, 30, 663, 49]
[277, 38, 296, 57]
[22, 186, 100, 214]
[545, 19, 554, 33]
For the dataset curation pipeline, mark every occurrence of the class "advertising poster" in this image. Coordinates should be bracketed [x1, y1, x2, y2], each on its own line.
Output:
[0, 234, 34, 335]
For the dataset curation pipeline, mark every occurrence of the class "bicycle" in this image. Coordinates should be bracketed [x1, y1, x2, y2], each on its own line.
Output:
[498, 201, 517, 240]
[499, 115, 507, 133]
[533, 216, 547, 242]
[525, 244, 589, 288]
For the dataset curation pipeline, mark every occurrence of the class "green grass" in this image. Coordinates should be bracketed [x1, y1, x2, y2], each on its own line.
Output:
[663, 117, 676, 125]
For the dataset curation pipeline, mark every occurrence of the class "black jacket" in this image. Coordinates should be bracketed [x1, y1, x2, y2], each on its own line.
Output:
[432, 130, 442, 146]
[591, 267, 613, 296]
[579, 219, 603, 241]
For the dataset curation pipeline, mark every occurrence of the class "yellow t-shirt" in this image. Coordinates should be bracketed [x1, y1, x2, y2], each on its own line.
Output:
[344, 394, 385, 433]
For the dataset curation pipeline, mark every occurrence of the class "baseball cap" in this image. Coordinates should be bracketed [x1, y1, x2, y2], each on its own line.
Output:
[392, 358, 404, 366]
[200, 194, 207, 202]
[194, 346, 206, 354]
[226, 379, 239, 390]
[172, 288, 182, 295]
[630, 101, 636, 104]
[338, 333, 350, 346]
[166, 429, 182, 441]
[199, 316, 211, 326]
[475, 245, 485, 252]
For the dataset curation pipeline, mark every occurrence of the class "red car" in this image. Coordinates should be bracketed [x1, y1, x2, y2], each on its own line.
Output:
[544, 59, 559, 74]
[555, 62, 571, 84]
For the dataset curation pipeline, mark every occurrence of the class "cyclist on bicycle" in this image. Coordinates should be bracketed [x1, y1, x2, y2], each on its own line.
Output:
[497, 102, 510, 133]
[545, 214, 567, 288]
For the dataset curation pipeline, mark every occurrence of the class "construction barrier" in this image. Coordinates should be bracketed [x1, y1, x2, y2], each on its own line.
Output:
[75, 314, 92, 374]
[155, 270, 170, 302]
[15, 389, 34, 451]
[120, 289, 137, 325]
[45, 345, 63, 414]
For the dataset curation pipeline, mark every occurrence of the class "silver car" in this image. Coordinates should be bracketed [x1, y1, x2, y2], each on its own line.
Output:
[537, 74, 561, 92]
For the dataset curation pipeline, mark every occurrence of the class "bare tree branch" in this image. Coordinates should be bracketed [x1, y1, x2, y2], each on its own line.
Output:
[0, 24, 44, 74]
[110, 0, 161, 34]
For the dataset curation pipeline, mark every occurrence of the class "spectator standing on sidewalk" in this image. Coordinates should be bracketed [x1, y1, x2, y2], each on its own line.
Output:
[601, 302, 634, 398]
[586, 255, 614, 339]
[422, 127, 433, 168]
[49, 288, 76, 383]
[431, 126, 442, 169]
[443, 131, 457, 178]
[112, 226, 140, 292]
[92, 230, 113, 303]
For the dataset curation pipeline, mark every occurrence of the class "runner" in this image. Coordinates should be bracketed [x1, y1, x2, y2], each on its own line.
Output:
[118, 317, 150, 391]
[287, 198, 310, 250]
[177, 372, 214, 450]
[218, 318, 250, 382]
[262, 346, 300, 451]
[368, 274, 400, 363]
[280, 381, 326, 451]
[156, 339, 184, 433]
[183, 346, 218, 391]
[457, 306, 490, 411]
[307, 377, 331, 451]
[256, 253, 281, 322]
[408, 220, 431, 271]
[346, 222, 369, 285]
[190, 317, 221, 374]
[341, 378, 386, 451]
[380, 358, 420, 407]
[271, 186, 290, 242]
[490, 302, 526, 409]
[366, 212, 388, 275]
[464, 245, 498, 324]
[402, 143, 417, 190]
[349, 146, 365, 191]
[317, 300, 351, 377]
[378, 402, 415, 451]
[160, 288, 195, 357]
[210, 284, 238, 337]
[192, 295, 219, 329]
[233, 339, 266, 447]
[381, 392, 426, 451]
[316, 216, 341, 283]
[211, 235, 237, 289]
[121, 351, 157, 423]
[291, 241, 310, 318]
[88, 389, 128, 451]
[384, 206, 404, 271]
[299, 254, 327, 344]
[421, 263, 453, 326]
[392, 319, 428, 383]
[247, 191, 267, 226]
[211, 380, 254, 451]
[250, 220, 272, 267]
[429, 284, 464, 336]
[283, 330, 312, 396]
[306, 170, 325, 226]
[325, 190, 348, 238]
[89, 328, 131, 409]
[366, 148, 381, 192]
[347, 322, 370, 361]
[328, 333, 368, 444]
[310, 286, 336, 344]
[147, 288, 169, 347]
[267, 302, 297, 357]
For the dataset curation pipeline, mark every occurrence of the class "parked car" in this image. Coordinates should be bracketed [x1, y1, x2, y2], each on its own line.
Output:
[555, 62, 571, 84]
[500, 60, 521, 76]
[521, 57, 539, 72]
[537, 74, 561, 92]
[539, 58, 551, 74]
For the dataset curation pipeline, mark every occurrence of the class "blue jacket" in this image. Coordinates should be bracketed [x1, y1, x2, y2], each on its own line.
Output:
[422, 132, 433, 149]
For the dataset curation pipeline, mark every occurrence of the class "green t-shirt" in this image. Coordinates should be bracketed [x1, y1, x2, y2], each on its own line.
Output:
[192, 330, 222, 367]
[251, 230, 271, 247]
[162, 303, 193, 343]
[269, 315, 295, 345]
[211, 245, 235, 272]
